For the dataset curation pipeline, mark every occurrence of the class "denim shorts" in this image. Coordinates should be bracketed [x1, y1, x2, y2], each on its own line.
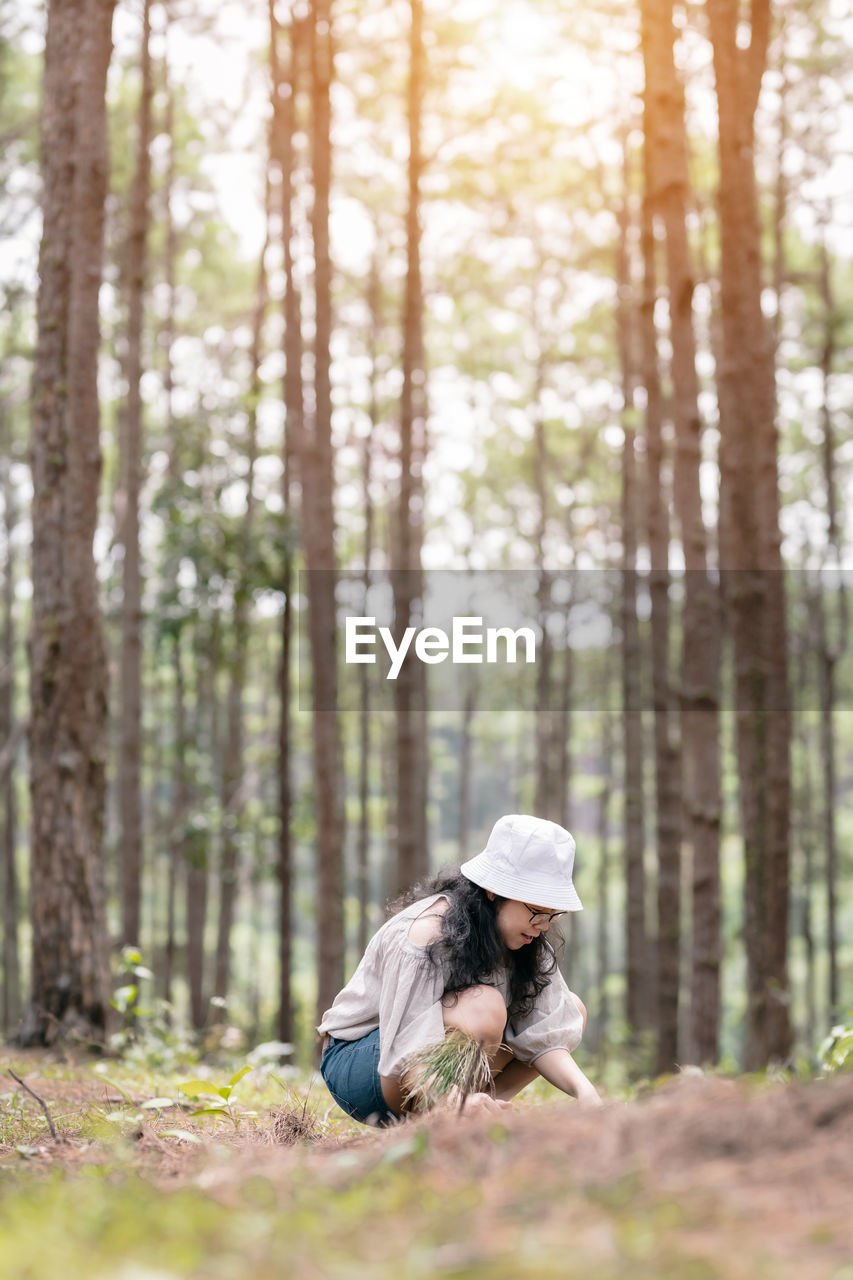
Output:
[320, 1028, 395, 1127]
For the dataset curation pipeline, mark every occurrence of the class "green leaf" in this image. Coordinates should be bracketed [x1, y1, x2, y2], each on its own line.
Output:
[191, 1106, 229, 1118]
[111, 984, 138, 1013]
[158, 1129, 203, 1144]
[228, 1065, 252, 1088]
[178, 1079, 219, 1098]
[93, 1073, 135, 1104]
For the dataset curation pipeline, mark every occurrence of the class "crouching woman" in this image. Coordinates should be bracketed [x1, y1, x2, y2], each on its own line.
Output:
[317, 813, 602, 1124]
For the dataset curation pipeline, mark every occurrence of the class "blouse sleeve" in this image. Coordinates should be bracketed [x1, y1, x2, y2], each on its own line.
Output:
[504, 964, 584, 1065]
[375, 937, 448, 1080]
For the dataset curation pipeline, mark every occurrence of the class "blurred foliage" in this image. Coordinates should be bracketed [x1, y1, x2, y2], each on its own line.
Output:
[818, 1018, 853, 1076]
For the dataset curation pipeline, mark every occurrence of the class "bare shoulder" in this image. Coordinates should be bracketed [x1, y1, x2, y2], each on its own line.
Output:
[406, 895, 450, 946]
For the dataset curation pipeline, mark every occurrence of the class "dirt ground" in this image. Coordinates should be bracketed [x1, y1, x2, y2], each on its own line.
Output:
[3, 1056, 853, 1279]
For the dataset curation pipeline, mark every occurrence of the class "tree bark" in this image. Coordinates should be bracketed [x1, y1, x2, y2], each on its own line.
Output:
[1, 439, 20, 1034]
[457, 676, 476, 862]
[160, 48, 180, 1009]
[213, 221, 268, 1020]
[640, 0, 722, 1067]
[392, 0, 429, 895]
[793, 594, 817, 1052]
[595, 707, 614, 1063]
[356, 251, 380, 955]
[638, 174, 682, 1075]
[708, 0, 792, 1067]
[532, 370, 570, 828]
[186, 624, 214, 1032]
[120, 0, 152, 951]
[304, 0, 345, 1024]
[24, 0, 116, 1047]
[816, 234, 842, 1020]
[269, 0, 303, 1049]
[163, 630, 188, 1006]
[616, 134, 648, 1039]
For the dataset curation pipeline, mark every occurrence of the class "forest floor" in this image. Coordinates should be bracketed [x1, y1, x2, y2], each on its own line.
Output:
[1, 1046, 852, 1280]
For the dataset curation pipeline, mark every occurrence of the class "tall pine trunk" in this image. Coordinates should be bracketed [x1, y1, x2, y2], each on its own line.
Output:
[708, 0, 792, 1067]
[1, 437, 20, 1034]
[640, 0, 721, 1067]
[356, 251, 380, 954]
[25, 0, 116, 1046]
[638, 177, 682, 1075]
[595, 706, 614, 1062]
[616, 135, 648, 1039]
[393, 0, 429, 894]
[304, 0, 345, 1024]
[163, 631, 188, 1006]
[816, 235, 843, 1019]
[269, 0, 303, 1048]
[213, 225, 268, 1018]
[120, 0, 152, 950]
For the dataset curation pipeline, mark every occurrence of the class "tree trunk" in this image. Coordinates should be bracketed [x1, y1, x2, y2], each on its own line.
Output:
[616, 134, 648, 1039]
[163, 631, 188, 1006]
[269, 0, 303, 1049]
[160, 50, 180, 1009]
[356, 253, 379, 955]
[638, 174, 682, 1076]
[213, 228, 267, 1021]
[708, 0, 792, 1067]
[532, 375, 570, 828]
[304, 0, 345, 1024]
[816, 234, 842, 1020]
[186, 622, 215, 1031]
[24, 0, 116, 1047]
[640, 0, 722, 1067]
[595, 707, 614, 1063]
[0, 436, 20, 1034]
[457, 676, 476, 861]
[120, 0, 152, 950]
[794, 594, 817, 1052]
[392, 0, 429, 895]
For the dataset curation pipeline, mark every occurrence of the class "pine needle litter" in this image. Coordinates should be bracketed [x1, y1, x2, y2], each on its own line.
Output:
[400, 1030, 493, 1115]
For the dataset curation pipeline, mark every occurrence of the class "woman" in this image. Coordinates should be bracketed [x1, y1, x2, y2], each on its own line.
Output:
[318, 813, 601, 1125]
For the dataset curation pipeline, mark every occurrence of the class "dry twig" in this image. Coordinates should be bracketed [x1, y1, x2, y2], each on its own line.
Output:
[7, 1068, 64, 1143]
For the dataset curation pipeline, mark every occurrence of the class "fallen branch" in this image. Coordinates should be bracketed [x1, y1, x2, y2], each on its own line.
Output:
[7, 1068, 62, 1142]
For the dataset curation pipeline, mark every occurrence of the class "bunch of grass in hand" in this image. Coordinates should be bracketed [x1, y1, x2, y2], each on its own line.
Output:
[400, 1030, 493, 1115]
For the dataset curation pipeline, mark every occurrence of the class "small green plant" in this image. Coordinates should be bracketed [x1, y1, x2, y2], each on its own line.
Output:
[178, 1065, 256, 1130]
[818, 1019, 853, 1075]
[111, 945, 154, 1017]
[399, 1030, 491, 1114]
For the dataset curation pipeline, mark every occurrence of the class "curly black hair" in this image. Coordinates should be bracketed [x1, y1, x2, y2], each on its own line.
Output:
[388, 870, 559, 1022]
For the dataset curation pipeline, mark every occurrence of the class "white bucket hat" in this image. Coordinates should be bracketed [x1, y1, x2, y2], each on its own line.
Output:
[460, 814, 583, 912]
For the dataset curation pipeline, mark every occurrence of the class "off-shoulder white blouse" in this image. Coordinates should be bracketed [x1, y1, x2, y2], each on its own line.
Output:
[317, 892, 584, 1080]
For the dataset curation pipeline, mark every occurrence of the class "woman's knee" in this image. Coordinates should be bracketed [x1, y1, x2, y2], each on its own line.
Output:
[442, 983, 506, 1047]
[571, 991, 588, 1032]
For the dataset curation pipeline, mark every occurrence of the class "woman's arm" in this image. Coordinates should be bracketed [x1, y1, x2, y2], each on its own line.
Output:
[531, 1047, 603, 1107]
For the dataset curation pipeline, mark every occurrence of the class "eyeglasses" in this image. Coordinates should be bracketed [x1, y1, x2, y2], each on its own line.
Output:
[523, 903, 567, 928]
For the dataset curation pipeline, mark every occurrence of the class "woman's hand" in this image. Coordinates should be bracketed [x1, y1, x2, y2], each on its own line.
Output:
[443, 1086, 512, 1118]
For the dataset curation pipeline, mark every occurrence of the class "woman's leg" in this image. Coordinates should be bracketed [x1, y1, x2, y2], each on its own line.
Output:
[380, 984, 508, 1113]
[441, 983, 507, 1054]
[491, 1055, 539, 1100]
